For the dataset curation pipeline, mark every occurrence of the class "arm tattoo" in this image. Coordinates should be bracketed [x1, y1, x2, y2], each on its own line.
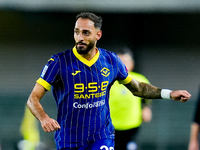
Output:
[124, 79, 162, 99]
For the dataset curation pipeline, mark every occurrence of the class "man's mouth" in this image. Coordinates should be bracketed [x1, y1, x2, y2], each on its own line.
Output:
[77, 42, 87, 46]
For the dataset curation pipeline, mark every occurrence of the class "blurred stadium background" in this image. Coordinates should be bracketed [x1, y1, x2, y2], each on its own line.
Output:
[0, 0, 200, 149]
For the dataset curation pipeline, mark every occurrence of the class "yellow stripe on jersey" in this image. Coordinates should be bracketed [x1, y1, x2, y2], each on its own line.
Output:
[36, 78, 51, 91]
[72, 46, 100, 67]
[118, 74, 132, 84]
[48, 58, 55, 62]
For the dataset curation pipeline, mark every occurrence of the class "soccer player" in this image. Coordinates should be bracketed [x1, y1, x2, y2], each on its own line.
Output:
[27, 12, 191, 150]
[188, 87, 200, 150]
[109, 47, 152, 150]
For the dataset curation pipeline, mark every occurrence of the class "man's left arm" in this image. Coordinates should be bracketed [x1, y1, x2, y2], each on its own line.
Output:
[124, 78, 191, 102]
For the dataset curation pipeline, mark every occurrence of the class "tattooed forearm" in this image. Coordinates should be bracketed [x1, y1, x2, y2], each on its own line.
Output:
[124, 79, 162, 99]
[140, 83, 162, 99]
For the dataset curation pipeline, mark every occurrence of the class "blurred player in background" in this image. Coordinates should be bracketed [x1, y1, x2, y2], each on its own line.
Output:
[110, 47, 152, 150]
[26, 12, 191, 150]
[188, 87, 200, 150]
[19, 106, 40, 150]
[19, 106, 54, 150]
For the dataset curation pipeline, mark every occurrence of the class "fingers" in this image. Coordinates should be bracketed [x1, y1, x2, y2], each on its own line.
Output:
[180, 95, 190, 103]
[182, 90, 191, 98]
[180, 98, 188, 103]
[180, 90, 192, 102]
[44, 124, 60, 132]
[42, 119, 61, 132]
[171, 90, 191, 102]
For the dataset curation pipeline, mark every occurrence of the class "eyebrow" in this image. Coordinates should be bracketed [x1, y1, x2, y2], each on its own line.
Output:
[74, 28, 91, 32]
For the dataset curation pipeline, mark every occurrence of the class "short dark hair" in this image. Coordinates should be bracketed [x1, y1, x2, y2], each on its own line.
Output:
[115, 46, 134, 60]
[76, 12, 102, 29]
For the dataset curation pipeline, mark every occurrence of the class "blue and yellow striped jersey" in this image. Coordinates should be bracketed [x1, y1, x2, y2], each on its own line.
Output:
[37, 47, 132, 149]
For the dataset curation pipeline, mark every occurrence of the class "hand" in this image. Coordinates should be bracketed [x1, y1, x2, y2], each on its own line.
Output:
[188, 140, 199, 150]
[170, 90, 191, 103]
[142, 106, 152, 122]
[40, 117, 61, 132]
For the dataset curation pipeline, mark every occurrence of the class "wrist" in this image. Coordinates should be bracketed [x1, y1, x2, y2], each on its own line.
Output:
[161, 89, 172, 99]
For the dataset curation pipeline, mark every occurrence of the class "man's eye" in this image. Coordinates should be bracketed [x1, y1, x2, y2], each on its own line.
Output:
[84, 31, 90, 35]
[74, 31, 79, 34]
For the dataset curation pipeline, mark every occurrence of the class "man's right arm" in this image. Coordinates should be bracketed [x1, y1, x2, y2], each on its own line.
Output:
[27, 83, 60, 132]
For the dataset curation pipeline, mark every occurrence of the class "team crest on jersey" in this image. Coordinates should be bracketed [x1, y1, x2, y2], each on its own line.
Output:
[101, 67, 110, 77]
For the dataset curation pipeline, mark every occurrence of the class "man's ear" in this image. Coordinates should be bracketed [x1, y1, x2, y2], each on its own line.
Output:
[96, 30, 102, 41]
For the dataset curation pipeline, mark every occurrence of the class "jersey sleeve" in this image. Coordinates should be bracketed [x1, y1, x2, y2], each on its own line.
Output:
[36, 55, 60, 91]
[115, 55, 132, 84]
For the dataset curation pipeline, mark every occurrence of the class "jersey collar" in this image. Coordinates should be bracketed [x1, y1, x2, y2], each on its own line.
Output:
[72, 46, 100, 67]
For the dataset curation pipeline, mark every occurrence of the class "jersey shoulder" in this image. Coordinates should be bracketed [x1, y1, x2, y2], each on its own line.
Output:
[98, 48, 118, 58]
[49, 49, 72, 61]
[98, 47, 120, 65]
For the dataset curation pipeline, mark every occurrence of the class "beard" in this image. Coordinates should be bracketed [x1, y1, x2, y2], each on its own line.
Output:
[76, 41, 95, 54]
